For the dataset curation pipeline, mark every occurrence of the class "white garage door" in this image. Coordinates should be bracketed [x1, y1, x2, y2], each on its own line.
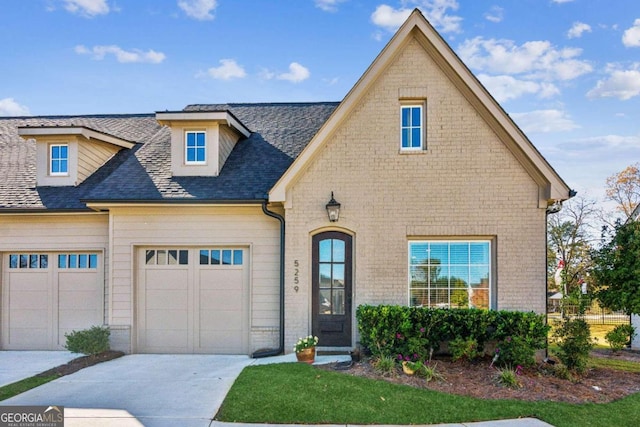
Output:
[137, 248, 249, 354]
[1, 252, 103, 350]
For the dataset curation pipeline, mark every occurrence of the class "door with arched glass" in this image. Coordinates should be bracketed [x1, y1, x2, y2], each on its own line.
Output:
[312, 231, 352, 346]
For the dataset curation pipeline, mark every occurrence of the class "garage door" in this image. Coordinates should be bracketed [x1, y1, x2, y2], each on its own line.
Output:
[137, 247, 249, 354]
[1, 252, 103, 350]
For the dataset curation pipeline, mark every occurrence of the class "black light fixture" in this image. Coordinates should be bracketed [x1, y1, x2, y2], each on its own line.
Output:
[325, 192, 341, 222]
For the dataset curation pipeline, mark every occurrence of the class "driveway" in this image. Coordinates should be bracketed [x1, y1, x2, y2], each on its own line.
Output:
[2, 354, 254, 427]
[0, 351, 79, 387]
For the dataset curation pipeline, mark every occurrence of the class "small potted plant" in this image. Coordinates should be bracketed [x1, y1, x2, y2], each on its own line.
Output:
[294, 335, 319, 363]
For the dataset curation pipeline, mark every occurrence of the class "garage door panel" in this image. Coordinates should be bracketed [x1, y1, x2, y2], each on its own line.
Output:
[199, 331, 243, 353]
[145, 329, 189, 350]
[199, 269, 242, 289]
[145, 290, 188, 310]
[200, 310, 243, 328]
[9, 309, 48, 327]
[145, 310, 189, 329]
[3, 252, 103, 350]
[199, 290, 242, 310]
[9, 273, 48, 291]
[9, 328, 49, 348]
[138, 247, 248, 354]
[9, 291, 49, 309]
[145, 270, 188, 289]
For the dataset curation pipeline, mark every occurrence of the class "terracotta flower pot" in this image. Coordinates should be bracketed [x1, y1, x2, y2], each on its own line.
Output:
[296, 347, 316, 364]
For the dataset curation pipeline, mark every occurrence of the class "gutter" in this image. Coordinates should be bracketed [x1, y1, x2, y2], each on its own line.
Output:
[252, 199, 285, 358]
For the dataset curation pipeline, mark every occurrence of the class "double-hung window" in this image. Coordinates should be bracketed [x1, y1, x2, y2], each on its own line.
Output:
[400, 105, 424, 150]
[409, 241, 491, 309]
[185, 131, 206, 164]
[50, 144, 68, 175]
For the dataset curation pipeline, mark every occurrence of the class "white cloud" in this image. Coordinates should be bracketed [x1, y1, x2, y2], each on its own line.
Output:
[587, 65, 640, 100]
[277, 62, 310, 83]
[63, 0, 109, 17]
[75, 45, 166, 64]
[484, 6, 503, 23]
[567, 22, 591, 39]
[457, 37, 592, 81]
[622, 19, 640, 47]
[0, 98, 30, 116]
[178, 0, 217, 21]
[551, 0, 575, 3]
[206, 59, 246, 80]
[315, 0, 346, 12]
[477, 74, 559, 103]
[371, 0, 462, 34]
[510, 110, 579, 133]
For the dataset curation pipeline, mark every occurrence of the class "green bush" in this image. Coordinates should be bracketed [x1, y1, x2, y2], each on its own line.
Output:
[605, 324, 636, 352]
[551, 318, 594, 374]
[449, 337, 482, 362]
[356, 305, 548, 360]
[494, 335, 536, 367]
[65, 325, 110, 356]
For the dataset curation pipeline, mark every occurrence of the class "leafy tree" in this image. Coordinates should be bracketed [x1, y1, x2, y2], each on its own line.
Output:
[605, 163, 640, 220]
[591, 220, 640, 315]
[547, 196, 598, 295]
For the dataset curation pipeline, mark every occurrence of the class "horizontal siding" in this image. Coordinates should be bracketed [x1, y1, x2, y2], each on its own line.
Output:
[77, 140, 119, 185]
[218, 125, 239, 171]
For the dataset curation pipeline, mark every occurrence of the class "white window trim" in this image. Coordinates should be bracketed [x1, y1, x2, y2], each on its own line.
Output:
[185, 130, 207, 165]
[49, 143, 69, 176]
[407, 240, 492, 310]
[400, 104, 425, 151]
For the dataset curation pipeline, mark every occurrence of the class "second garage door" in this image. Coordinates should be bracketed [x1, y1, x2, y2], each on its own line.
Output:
[137, 247, 249, 354]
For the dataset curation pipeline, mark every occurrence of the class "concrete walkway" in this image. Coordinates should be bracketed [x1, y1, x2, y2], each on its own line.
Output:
[0, 352, 554, 427]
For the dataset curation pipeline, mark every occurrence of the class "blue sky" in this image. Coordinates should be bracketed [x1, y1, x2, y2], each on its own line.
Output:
[1, 0, 639, 203]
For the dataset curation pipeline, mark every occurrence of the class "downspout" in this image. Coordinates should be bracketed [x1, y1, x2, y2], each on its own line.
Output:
[252, 199, 285, 358]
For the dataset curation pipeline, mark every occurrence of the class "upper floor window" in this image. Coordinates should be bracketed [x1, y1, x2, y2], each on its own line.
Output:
[50, 144, 68, 175]
[400, 105, 424, 151]
[185, 131, 206, 164]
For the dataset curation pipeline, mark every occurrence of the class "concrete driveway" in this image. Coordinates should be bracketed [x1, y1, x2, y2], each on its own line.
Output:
[0, 351, 79, 387]
[2, 354, 254, 427]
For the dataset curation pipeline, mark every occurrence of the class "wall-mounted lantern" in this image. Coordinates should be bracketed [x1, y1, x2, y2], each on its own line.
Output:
[325, 192, 341, 222]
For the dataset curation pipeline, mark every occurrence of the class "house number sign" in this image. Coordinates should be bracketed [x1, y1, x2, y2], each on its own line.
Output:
[294, 260, 299, 291]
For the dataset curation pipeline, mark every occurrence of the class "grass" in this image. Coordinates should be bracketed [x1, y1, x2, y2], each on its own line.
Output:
[589, 356, 640, 373]
[216, 362, 640, 427]
[0, 375, 60, 401]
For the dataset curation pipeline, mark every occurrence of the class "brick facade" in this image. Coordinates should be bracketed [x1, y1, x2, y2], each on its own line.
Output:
[283, 36, 547, 352]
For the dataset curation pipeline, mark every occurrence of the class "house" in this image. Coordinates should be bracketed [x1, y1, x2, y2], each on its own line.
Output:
[0, 10, 572, 355]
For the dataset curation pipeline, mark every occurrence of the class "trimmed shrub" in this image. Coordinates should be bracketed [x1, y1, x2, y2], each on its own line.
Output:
[552, 318, 594, 374]
[65, 325, 110, 356]
[356, 305, 548, 360]
[494, 335, 537, 367]
[449, 337, 482, 362]
[605, 324, 636, 352]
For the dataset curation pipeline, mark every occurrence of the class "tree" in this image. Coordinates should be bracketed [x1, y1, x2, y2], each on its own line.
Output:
[605, 163, 640, 219]
[591, 219, 640, 315]
[547, 196, 598, 296]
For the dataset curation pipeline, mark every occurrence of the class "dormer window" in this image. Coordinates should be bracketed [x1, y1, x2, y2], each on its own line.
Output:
[185, 131, 206, 164]
[50, 144, 69, 175]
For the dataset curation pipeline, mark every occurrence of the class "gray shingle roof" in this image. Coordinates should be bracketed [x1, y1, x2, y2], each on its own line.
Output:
[0, 103, 338, 210]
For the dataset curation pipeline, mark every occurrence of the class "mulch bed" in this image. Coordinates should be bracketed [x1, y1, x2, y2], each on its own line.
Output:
[319, 349, 640, 404]
[35, 351, 124, 378]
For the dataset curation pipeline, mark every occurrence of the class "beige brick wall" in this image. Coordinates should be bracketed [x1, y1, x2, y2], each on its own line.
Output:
[283, 37, 547, 351]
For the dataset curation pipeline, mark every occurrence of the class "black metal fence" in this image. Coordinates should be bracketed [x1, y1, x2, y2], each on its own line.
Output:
[548, 304, 630, 326]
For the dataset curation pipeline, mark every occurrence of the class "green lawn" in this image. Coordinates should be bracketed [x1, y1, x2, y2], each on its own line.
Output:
[216, 362, 640, 427]
[0, 375, 60, 401]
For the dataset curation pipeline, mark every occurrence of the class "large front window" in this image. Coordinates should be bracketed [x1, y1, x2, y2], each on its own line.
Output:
[185, 131, 206, 164]
[409, 241, 491, 309]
